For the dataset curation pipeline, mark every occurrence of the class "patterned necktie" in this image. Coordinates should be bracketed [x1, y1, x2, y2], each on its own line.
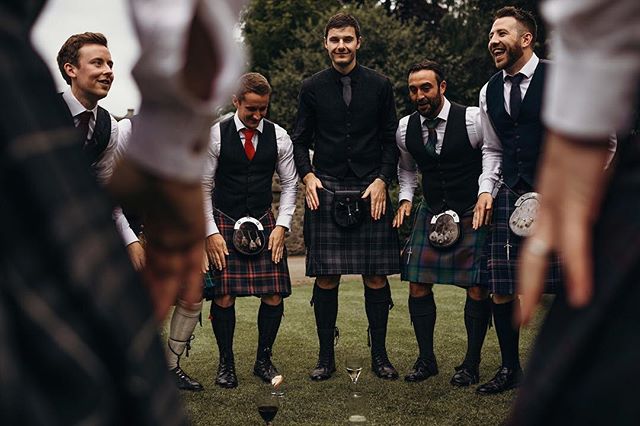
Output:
[424, 118, 440, 157]
[507, 73, 525, 120]
[340, 76, 352, 107]
[75, 110, 92, 143]
[242, 128, 256, 161]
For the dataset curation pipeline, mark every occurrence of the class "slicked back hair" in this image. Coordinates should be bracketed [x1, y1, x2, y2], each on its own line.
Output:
[407, 60, 446, 85]
[57, 32, 108, 85]
[494, 6, 537, 44]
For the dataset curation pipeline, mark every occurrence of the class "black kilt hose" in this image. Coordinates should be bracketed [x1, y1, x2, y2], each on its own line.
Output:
[304, 174, 401, 276]
[402, 204, 487, 286]
[203, 209, 292, 299]
[480, 186, 561, 295]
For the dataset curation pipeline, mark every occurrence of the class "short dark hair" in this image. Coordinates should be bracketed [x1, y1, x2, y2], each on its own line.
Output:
[57, 32, 108, 85]
[407, 60, 446, 85]
[235, 72, 272, 100]
[494, 6, 537, 44]
[324, 13, 361, 39]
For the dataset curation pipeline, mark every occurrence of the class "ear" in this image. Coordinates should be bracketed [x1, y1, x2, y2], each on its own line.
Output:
[521, 31, 533, 49]
[63, 62, 77, 81]
[440, 80, 447, 95]
[355, 37, 362, 50]
[232, 95, 240, 109]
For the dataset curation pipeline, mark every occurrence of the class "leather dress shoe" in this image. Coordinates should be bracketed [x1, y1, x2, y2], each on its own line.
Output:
[404, 358, 438, 382]
[253, 357, 279, 383]
[171, 366, 204, 391]
[450, 364, 479, 387]
[310, 357, 336, 381]
[371, 352, 399, 380]
[476, 366, 522, 395]
[215, 355, 238, 389]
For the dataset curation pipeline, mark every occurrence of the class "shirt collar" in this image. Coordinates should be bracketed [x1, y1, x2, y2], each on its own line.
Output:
[419, 97, 451, 125]
[502, 53, 539, 81]
[234, 111, 263, 134]
[62, 90, 98, 120]
[331, 62, 361, 84]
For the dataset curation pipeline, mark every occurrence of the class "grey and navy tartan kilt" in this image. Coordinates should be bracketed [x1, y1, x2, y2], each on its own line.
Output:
[402, 204, 487, 286]
[203, 209, 291, 299]
[304, 174, 401, 276]
[480, 186, 561, 295]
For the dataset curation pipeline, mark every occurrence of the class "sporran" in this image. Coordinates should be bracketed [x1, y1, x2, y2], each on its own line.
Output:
[428, 210, 461, 249]
[331, 189, 365, 229]
[509, 192, 540, 237]
[232, 216, 266, 256]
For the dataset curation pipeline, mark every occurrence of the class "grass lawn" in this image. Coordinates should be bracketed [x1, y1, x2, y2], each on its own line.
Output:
[166, 276, 548, 425]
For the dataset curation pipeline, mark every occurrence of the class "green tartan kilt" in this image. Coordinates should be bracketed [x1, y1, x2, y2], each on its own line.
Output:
[401, 203, 487, 286]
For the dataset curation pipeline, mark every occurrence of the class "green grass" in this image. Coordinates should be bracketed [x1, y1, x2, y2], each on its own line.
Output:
[166, 277, 547, 425]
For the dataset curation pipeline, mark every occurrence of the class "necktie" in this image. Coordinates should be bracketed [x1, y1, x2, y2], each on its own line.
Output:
[340, 76, 352, 107]
[424, 118, 440, 157]
[242, 128, 256, 161]
[507, 73, 525, 120]
[75, 110, 92, 143]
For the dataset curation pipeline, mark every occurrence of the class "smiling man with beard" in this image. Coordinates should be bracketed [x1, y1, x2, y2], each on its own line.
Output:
[475, 7, 562, 395]
[292, 13, 400, 382]
[394, 60, 491, 386]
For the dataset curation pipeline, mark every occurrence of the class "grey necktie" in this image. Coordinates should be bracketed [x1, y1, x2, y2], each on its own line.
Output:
[340, 76, 352, 107]
[507, 73, 525, 120]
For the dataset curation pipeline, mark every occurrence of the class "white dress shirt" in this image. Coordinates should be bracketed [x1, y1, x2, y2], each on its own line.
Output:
[62, 90, 119, 185]
[112, 118, 140, 246]
[203, 113, 298, 237]
[125, 0, 247, 183]
[541, 0, 640, 138]
[478, 54, 540, 197]
[396, 98, 483, 202]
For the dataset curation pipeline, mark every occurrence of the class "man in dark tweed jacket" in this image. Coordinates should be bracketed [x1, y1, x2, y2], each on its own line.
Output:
[394, 60, 491, 386]
[203, 73, 298, 388]
[292, 13, 400, 381]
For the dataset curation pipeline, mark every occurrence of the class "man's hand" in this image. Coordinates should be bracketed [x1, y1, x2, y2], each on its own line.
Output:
[473, 192, 494, 230]
[205, 233, 229, 271]
[393, 200, 412, 228]
[268, 225, 286, 264]
[126, 241, 146, 271]
[518, 131, 611, 326]
[108, 158, 205, 321]
[303, 172, 323, 210]
[202, 249, 210, 274]
[363, 178, 387, 220]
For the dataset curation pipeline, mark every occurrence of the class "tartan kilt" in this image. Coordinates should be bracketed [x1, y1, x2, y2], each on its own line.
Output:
[401, 203, 487, 286]
[203, 209, 291, 299]
[480, 186, 562, 295]
[304, 174, 401, 276]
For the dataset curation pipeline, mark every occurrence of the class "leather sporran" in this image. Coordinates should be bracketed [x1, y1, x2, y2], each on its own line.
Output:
[331, 190, 364, 229]
[232, 216, 266, 256]
[428, 210, 461, 249]
[509, 192, 540, 237]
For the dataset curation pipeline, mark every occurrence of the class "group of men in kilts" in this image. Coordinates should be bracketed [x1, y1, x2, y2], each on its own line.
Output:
[185, 6, 562, 396]
[67, 7, 562, 395]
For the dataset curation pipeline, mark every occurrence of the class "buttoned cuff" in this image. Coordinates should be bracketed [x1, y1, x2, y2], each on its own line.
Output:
[206, 219, 220, 237]
[275, 214, 292, 231]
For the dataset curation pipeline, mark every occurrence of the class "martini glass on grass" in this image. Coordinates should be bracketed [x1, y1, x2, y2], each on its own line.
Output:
[345, 356, 367, 423]
[256, 391, 279, 425]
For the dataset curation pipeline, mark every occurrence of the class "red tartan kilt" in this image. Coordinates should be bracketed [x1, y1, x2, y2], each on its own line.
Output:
[204, 209, 291, 298]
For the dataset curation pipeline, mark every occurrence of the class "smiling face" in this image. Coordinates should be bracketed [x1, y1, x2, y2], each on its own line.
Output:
[233, 91, 270, 129]
[488, 16, 532, 75]
[324, 26, 361, 74]
[408, 69, 446, 119]
[64, 43, 114, 109]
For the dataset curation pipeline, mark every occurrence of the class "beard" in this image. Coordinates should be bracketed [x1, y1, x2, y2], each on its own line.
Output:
[417, 90, 443, 119]
[495, 43, 524, 71]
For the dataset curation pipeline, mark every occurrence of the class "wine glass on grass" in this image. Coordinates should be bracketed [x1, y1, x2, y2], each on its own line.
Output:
[256, 391, 280, 425]
[345, 356, 367, 423]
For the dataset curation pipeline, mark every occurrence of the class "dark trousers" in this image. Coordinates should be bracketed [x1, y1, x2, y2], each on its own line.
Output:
[0, 2, 186, 424]
[509, 140, 640, 425]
